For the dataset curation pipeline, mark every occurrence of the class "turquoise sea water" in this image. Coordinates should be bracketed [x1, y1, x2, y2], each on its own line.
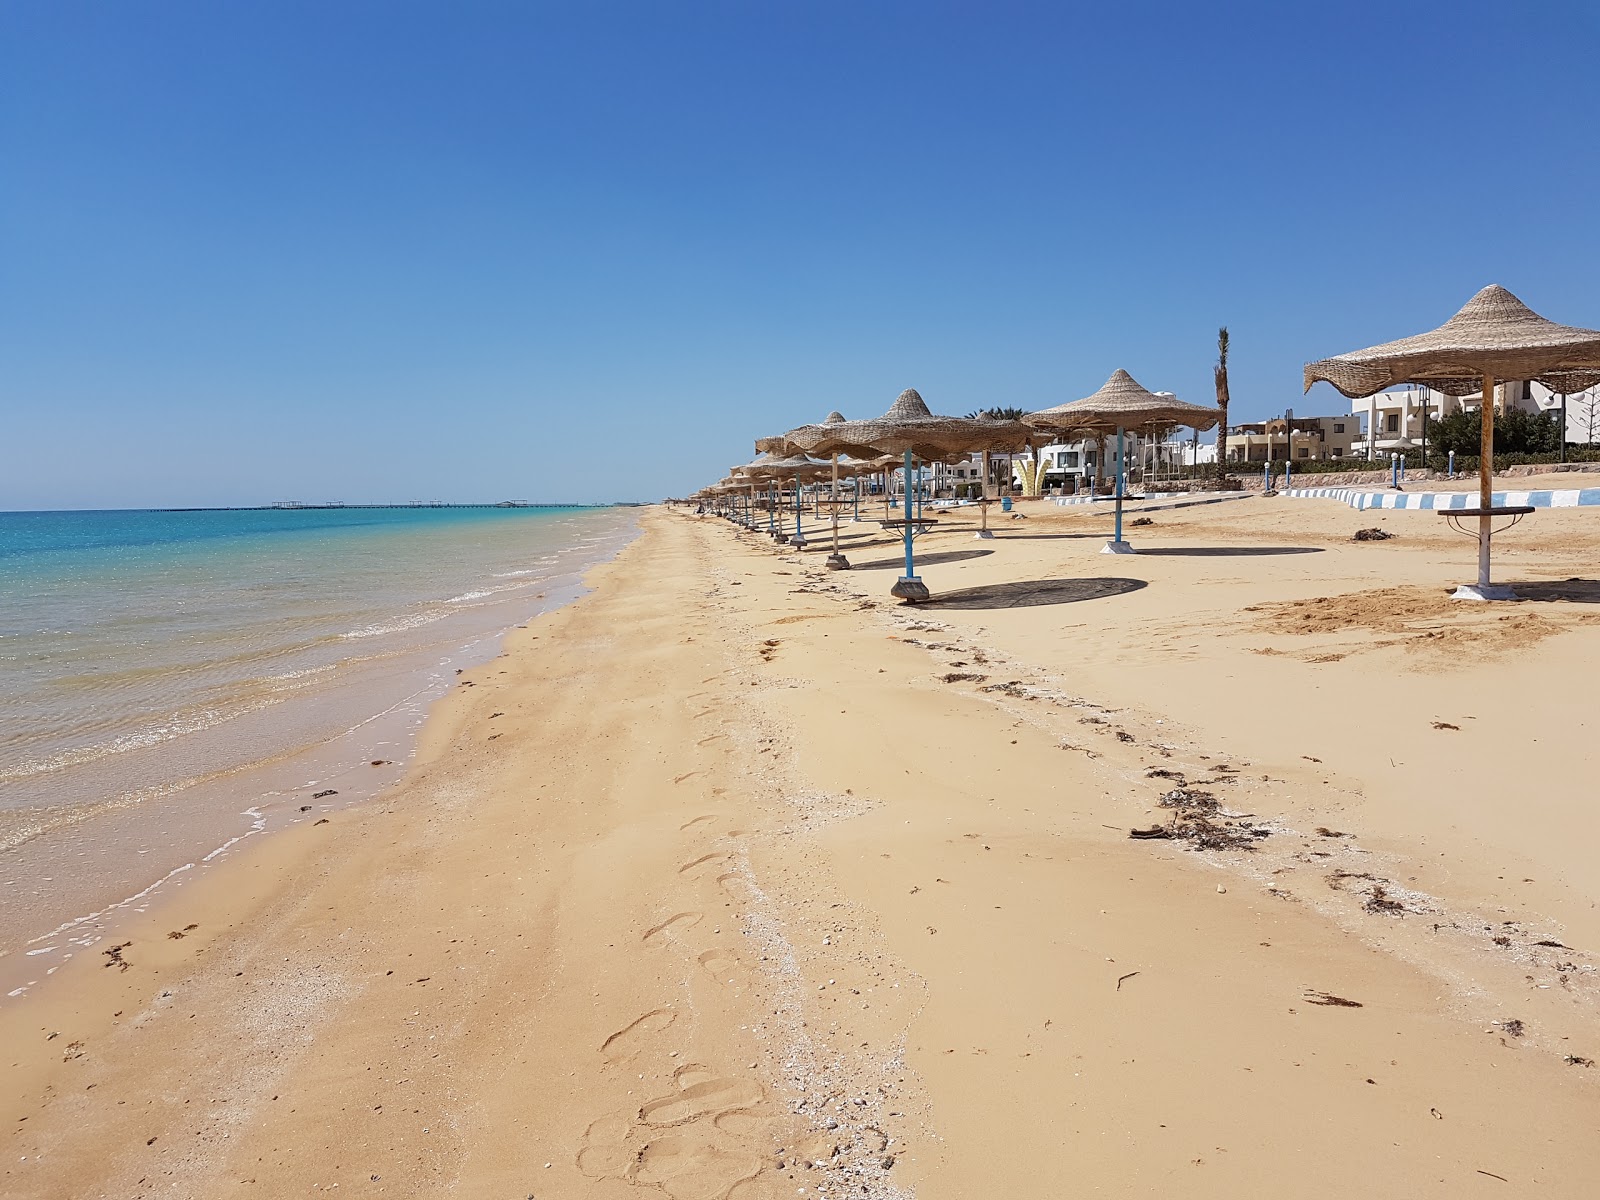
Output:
[0, 505, 639, 998]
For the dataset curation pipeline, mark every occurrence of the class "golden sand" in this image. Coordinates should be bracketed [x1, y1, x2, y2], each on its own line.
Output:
[6, 493, 1600, 1198]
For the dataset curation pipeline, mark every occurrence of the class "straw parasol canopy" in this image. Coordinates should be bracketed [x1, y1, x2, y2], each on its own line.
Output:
[1304, 285, 1600, 600]
[1025, 370, 1222, 436]
[1303, 285, 1600, 399]
[732, 452, 787, 479]
[1025, 371, 1220, 554]
[786, 389, 1032, 600]
[752, 453, 830, 478]
[755, 411, 847, 457]
[789, 389, 1031, 460]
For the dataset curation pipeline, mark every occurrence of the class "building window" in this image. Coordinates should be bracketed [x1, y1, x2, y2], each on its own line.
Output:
[1297, 447, 1309, 459]
[1334, 422, 1345, 433]
[1386, 414, 1400, 432]
[1331, 448, 1343, 457]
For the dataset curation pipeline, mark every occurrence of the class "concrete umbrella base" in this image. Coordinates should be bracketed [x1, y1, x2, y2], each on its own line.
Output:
[1100, 540, 1136, 555]
[1451, 583, 1518, 601]
[974, 529, 995, 540]
[825, 554, 851, 570]
[890, 577, 930, 602]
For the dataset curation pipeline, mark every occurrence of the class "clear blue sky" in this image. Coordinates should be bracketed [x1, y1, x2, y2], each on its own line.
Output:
[4, 1, 1597, 507]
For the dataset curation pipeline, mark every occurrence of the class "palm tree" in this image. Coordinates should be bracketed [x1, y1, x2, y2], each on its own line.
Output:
[1213, 326, 1231, 482]
[964, 406, 1032, 493]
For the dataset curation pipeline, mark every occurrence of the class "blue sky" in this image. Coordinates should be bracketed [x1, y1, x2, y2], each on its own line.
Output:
[3, 1, 1597, 507]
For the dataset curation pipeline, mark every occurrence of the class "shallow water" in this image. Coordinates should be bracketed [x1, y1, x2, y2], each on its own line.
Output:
[0, 505, 639, 999]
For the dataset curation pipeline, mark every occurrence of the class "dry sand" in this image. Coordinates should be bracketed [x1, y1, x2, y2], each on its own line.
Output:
[5, 493, 1600, 1198]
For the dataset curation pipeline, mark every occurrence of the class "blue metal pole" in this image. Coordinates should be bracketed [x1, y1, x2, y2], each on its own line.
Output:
[853, 477, 860, 520]
[1448, 450, 1455, 478]
[1391, 454, 1399, 488]
[1263, 462, 1269, 491]
[1114, 426, 1125, 544]
[902, 449, 916, 578]
[794, 481, 803, 540]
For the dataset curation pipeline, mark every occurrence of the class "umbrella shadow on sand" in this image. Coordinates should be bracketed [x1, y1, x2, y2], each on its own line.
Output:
[1507, 579, 1600, 604]
[852, 549, 997, 571]
[920, 577, 1147, 610]
[1136, 546, 1325, 557]
[992, 531, 1121, 541]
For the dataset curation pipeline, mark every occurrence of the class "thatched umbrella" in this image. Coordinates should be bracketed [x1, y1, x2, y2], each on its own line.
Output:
[806, 413, 854, 568]
[1305, 285, 1600, 599]
[754, 416, 849, 555]
[1026, 370, 1220, 553]
[763, 411, 871, 568]
[748, 453, 830, 546]
[837, 453, 896, 522]
[788, 389, 1031, 601]
[734, 452, 792, 534]
[735, 455, 784, 536]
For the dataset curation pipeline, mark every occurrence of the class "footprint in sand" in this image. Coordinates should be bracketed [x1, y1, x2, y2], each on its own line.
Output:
[716, 872, 758, 903]
[679, 814, 720, 832]
[712, 1108, 776, 1138]
[643, 912, 703, 945]
[576, 1115, 635, 1177]
[602, 1008, 677, 1062]
[697, 948, 751, 990]
[580, 1126, 762, 1200]
[640, 1066, 764, 1127]
[678, 852, 726, 877]
[575, 1069, 771, 1200]
[635, 1132, 763, 1196]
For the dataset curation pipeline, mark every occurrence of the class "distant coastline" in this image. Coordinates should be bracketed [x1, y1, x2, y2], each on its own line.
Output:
[0, 501, 649, 515]
[157, 501, 624, 512]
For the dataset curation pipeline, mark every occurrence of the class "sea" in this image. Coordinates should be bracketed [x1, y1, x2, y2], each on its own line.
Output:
[0, 504, 640, 1001]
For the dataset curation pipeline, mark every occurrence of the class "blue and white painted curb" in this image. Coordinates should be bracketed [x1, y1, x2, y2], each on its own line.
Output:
[1282, 486, 1600, 511]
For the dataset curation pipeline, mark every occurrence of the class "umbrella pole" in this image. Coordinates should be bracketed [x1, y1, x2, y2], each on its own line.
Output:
[1102, 424, 1135, 554]
[976, 448, 993, 539]
[1455, 371, 1515, 600]
[827, 454, 848, 569]
[1479, 372, 1493, 586]
[793, 480, 805, 546]
[890, 448, 929, 602]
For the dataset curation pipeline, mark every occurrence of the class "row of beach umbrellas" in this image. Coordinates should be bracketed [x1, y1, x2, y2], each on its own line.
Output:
[689, 285, 1600, 603]
[697, 373, 1222, 601]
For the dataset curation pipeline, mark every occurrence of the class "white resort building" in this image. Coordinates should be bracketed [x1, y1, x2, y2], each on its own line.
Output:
[1346, 382, 1599, 457]
[1223, 415, 1361, 463]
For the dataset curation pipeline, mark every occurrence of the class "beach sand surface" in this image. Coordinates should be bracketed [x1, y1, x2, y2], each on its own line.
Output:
[6, 497, 1599, 1198]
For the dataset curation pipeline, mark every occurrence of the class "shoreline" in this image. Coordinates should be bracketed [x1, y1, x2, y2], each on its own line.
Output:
[6, 504, 1598, 1198]
[0, 514, 640, 1007]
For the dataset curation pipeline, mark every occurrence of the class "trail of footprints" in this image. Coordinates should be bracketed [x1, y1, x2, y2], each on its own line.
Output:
[580, 814, 781, 1199]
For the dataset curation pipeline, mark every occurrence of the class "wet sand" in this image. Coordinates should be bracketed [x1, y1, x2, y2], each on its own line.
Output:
[5, 497, 1599, 1198]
